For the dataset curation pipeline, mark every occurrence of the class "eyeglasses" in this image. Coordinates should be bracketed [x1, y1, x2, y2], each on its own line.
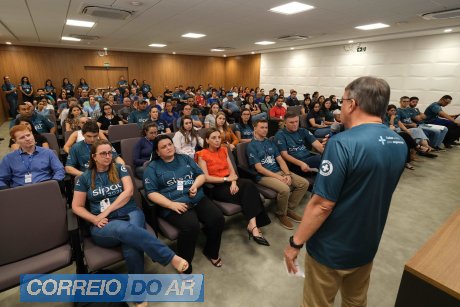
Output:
[96, 151, 113, 157]
[341, 97, 353, 102]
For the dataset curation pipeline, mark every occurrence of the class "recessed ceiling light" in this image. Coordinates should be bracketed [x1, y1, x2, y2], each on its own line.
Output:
[255, 41, 275, 45]
[182, 33, 206, 38]
[172, 51, 176, 54]
[348, 40, 354, 43]
[223, 55, 227, 57]
[444, 28, 452, 33]
[62, 36, 81, 41]
[211, 48, 225, 52]
[5, 41, 12, 45]
[149, 43, 167, 47]
[251, 51, 255, 54]
[103, 47, 107, 50]
[130, 1, 143, 6]
[290, 47, 295, 50]
[269, 2, 314, 15]
[355, 23, 389, 30]
[66, 19, 95, 28]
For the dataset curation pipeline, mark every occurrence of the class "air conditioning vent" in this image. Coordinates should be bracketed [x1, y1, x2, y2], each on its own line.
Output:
[277, 35, 309, 41]
[214, 47, 235, 50]
[82, 5, 133, 20]
[70, 34, 100, 40]
[421, 8, 460, 20]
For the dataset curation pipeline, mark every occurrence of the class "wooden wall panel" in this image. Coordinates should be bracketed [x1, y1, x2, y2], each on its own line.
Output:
[0, 45, 260, 123]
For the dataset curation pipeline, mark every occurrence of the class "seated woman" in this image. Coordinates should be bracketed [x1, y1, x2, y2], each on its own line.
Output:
[97, 103, 123, 136]
[196, 128, 270, 245]
[320, 98, 335, 126]
[244, 95, 266, 122]
[144, 135, 225, 273]
[235, 109, 254, 143]
[9, 117, 49, 150]
[215, 112, 238, 151]
[133, 122, 158, 179]
[72, 139, 188, 276]
[172, 115, 204, 159]
[35, 97, 51, 117]
[65, 105, 86, 132]
[204, 102, 220, 128]
[146, 107, 171, 134]
[306, 102, 331, 138]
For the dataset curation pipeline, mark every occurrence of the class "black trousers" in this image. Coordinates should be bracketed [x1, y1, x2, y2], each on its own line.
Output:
[398, 132, 416, 162]
[210, 179, 271, 228]
[164, 195, 224, 263]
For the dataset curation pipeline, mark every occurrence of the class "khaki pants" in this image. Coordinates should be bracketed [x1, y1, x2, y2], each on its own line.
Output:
[302, 254, 373, 307]
[257, 171, 308, 216]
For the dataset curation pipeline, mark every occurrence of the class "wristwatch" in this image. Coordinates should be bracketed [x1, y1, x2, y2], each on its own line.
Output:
[289, 236, 304, 249]
[223, 177, 227, 182]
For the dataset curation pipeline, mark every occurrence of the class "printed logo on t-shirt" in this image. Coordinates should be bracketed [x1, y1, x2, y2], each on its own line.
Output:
[261, 155, 276, 165]
[319, 160, 333, 176]
[120, 165, 127, 172]
[92, 183, 123, 197]
[166, 173, 194, 187]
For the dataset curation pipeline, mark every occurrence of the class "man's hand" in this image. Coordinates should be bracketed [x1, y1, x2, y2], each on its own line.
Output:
[284, 246, 300, 274]
[300, 162, 310, 173]
[170, 202, 188, 214]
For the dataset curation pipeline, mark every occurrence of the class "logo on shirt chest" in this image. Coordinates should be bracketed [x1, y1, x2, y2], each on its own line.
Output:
[92, 183, 123, 197]
[166, 173, 194, 186]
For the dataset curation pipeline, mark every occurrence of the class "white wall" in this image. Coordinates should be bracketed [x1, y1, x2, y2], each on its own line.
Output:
[260, 33, 460, 113]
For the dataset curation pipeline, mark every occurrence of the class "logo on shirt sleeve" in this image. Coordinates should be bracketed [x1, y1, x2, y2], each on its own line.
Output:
[120, 165, 127, 172]
[319, 160, 333, 176]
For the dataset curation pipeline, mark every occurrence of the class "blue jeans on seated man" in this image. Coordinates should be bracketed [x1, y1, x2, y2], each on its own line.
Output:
[419, 124, 447, 148]
[91, 207, 175, 274]
[314, 127, 331, 138]
[289, 155, 322, 178]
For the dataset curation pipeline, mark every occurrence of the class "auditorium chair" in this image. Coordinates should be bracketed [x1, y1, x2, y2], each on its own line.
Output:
[120, 137, 143, 189]
[0, 181, 77, 291]
[73, 165, 156, 274]
[108, 123, 141, 143]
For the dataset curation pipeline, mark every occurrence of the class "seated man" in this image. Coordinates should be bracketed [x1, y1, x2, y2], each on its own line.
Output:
[222, 92, 241, 123]
[65, 120, 124, 177]
[285, 90, 300, 107]
[274, 112, 324, 177]
[118, 97, 135, 124]
[0, 125, 64, 189]
[247, 119, 309, 230]
[176, 102, 203, 129]
[10, 102, 56, 134]
[269, 96, 287, 120]
[423, 95, 460, 148]
[408, 96, 448, 151]
[128, 99, 150, 128]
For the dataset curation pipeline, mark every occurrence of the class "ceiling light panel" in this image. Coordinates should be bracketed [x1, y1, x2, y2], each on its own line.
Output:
[255, 41, 276, 45]
[149, 44, 167, 47]
[62, 36, 81, 41]
[269, 2, 314, 15]
[355, 23, 389, 30]
[66, 19, 95, 28]
[182, 33, 206, 38]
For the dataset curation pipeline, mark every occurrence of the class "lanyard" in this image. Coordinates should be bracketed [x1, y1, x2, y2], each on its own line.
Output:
[19, 151, 35, 174]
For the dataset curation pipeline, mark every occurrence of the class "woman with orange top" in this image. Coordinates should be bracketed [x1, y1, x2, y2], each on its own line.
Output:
[215, 112, 238, 151]
[196, 128, 270, 246]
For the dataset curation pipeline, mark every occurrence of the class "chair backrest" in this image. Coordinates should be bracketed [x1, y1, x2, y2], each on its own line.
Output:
[111, 104, 124, 113]
[227, 147, 238, 175]
[236, 142, 250, 170]
[287, 105, 302, 115]
[108, 123, 141, 143]
[300, 114, 308, 129]
[0, 181, 67, 266]
[123, 165, 143, 208]
[64, 130, 74, 143]
[120, 137, 142, 171]
[198, 127, 209, 140]
[41, 132, 60, 158]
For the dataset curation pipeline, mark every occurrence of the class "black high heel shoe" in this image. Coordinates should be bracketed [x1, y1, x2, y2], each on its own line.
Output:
[247, 226, 270, 246]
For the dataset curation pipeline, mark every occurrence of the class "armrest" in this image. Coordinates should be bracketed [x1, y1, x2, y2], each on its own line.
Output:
[66, 208, 79, 232]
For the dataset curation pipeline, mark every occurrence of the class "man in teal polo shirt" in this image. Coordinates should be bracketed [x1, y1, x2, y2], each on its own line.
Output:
[284, 76, 407, 307]
[128, 100, 150, 128]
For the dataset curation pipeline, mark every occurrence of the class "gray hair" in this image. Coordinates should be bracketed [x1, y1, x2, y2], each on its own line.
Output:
[345, 76, 390, 118]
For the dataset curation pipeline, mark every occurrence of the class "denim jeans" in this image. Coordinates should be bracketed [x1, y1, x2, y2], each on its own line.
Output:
[314, 127, 331, 138]
[419, 124, 448, 147]
[90, 208, 175, 274]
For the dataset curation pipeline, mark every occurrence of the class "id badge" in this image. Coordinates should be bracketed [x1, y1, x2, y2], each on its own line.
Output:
[100, 198, 111, 212]
[177, 180, 184, 191]
[25, 173, 32, 183]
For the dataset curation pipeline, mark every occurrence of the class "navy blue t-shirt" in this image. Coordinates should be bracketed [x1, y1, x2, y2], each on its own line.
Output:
[74, 163, 137, 217]
[143, 154, 205, 217]
[424, 102, 442, 122]
[274, 128, 317, 162]
[235, 123, 254, 139]
[67, 140, 119, 172]
[307, 123, 406, 269]
[247, 138, 281, 180]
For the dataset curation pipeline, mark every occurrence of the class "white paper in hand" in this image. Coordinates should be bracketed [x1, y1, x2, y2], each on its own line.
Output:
[309, 168, 319, 173]
[284, 258, 305, 278]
